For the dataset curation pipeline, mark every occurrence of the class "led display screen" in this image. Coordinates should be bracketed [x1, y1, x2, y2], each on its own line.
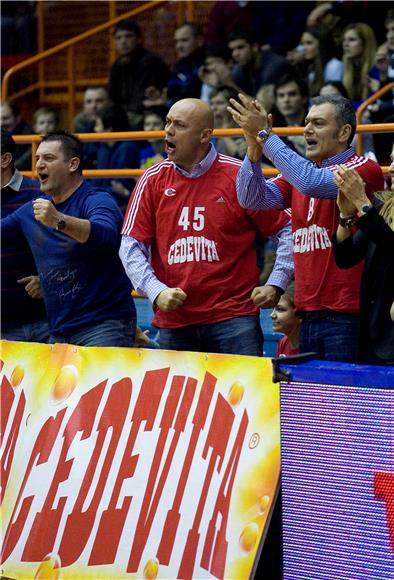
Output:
[280, 366, 393, 579]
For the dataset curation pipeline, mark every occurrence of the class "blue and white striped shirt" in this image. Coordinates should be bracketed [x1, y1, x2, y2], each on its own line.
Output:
[236, 134, 355, 210]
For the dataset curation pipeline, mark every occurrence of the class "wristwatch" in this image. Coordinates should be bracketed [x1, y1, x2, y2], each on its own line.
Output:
[360, 203, 373, 215]
[257, 127, 272, 142]
[55, 214, 66, 231]
[338, 214, 357, 229]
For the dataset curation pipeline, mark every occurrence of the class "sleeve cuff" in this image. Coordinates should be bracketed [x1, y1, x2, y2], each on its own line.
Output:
[146, 278, 168, 305]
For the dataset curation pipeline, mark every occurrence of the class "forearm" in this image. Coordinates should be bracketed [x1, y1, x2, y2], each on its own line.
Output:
[237, 156, 285, 209]
[60, 214, 91, 243]
[263, 135, 338, 198]
[266, 222, 294, 291]
[119, 235, 167, 303]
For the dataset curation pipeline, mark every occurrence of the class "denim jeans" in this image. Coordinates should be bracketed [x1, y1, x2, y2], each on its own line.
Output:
[158, 316, 263, 356]
[49, 319, 136, 348]
[1, 320, 50, 343]
[299, 312, 360, 362]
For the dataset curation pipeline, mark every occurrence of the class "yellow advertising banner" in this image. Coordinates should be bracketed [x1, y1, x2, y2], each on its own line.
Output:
[0, 341, 280, 580]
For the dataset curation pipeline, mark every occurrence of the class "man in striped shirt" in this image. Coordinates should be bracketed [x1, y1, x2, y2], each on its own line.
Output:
[228, 94, 384, 361]
[120, 98, 294, 355]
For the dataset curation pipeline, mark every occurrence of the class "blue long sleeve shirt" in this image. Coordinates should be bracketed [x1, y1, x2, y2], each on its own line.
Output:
[2, 181, 135, 335]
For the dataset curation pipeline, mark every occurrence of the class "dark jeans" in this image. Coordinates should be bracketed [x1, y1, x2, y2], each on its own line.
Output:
[299, 311, 360, 362]
[1, 320, 50, 343]
[158, 315, 264, 356]
[49, 319, 136, 348]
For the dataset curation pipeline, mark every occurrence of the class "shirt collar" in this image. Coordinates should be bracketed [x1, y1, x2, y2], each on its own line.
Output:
[321, 147, 355, 168]
[1, 169, 23, 191]
[174, 144, 217, 178]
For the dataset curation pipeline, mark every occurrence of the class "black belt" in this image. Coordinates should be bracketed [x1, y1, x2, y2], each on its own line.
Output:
[299, 310, 358, 321]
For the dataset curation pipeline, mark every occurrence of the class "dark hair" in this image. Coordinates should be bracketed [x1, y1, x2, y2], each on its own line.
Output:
[210, 85, 240, 103]
[40, 131, 84, 172]
[1, 101, 20, 117]
[177, 22, 203, 37]
[99, 105, 130, 132]
[113, 19, 141, 37]
[1, 129, 16, 170]
[301, 27, 337, 96]
[33, 106, 59, 125]
[205, 44, 232, 62]
[311, 95, 356, 145]
[274, 74, 309, 99]
[227, 28, 257, 46]
[320, 81, 349, 99]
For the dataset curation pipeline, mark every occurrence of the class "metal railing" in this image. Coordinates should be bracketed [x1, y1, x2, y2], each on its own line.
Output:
[14, 123, 393, 179]
[2, 0, 177, 124]
[355, 82, 394, 156]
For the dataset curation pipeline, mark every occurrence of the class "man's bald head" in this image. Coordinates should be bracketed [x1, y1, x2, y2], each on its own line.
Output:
[164, 99, 215, 172]
[170, 99, 214, 131]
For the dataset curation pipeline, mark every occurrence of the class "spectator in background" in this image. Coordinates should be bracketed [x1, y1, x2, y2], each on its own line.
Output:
[205, 1, 310, 57]
[341, 22, 377, 108]
[272, 75, 309, 156]
[93, 105, 140, 213]
[332, 156, 394, 365]
[306, 1, 387, 48]
[209, 86, 247, 159]
[167, 22, 206, 105]
[73, 86, 111, 169]
[287, 27, 343, 97]
[367, 9, 394, 163]
[319, 80, 349, 98]
[1, 129, 49, 343]
[198, 44, 241, 103]
[108, 20, 169, 129]
[228, 29, 295, 97]
[0, 101, 34, 170]
[1, 131, 137, 347]
[271, 285, 300, 357]
[119, 98, 294, 356]
[139, 108, 167, 169]
[228, 93, 384, 362]
[73, 86, 111, 133]
[33, 106, 59, 134]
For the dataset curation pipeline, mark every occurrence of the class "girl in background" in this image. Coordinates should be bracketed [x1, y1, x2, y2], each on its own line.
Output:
[271, 286, 300, 357]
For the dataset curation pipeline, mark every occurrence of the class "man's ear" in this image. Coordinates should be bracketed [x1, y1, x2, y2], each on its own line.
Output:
[338, 123, 352, 144]
[200, 128, 212, 143]
[69, 156, 81, 173]
[1, 152, 13, 169]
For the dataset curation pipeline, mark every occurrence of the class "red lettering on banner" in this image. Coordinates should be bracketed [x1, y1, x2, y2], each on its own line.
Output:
[157, 372, 216, 564]
[22, 381, 106, 561]
[202, 410, 249, 578]
[90, 368, 170, 566]
[127, 374, 193, 571]
[1, 374, 16, 443]
[178, 393, 235, 580]
[1, 376, 26, 503]
[58, 378, 132, 566]
[1, 408, 66, 564]
[374, 471, 394, 552]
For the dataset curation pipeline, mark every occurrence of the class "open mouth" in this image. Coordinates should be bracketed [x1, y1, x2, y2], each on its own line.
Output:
[38, 173, 49, 183]
[165, 140, 176, 154]
[305, 139, 317, 147]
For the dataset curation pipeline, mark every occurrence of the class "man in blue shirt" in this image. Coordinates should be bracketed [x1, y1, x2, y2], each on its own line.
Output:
[1, 131, 136, 347]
